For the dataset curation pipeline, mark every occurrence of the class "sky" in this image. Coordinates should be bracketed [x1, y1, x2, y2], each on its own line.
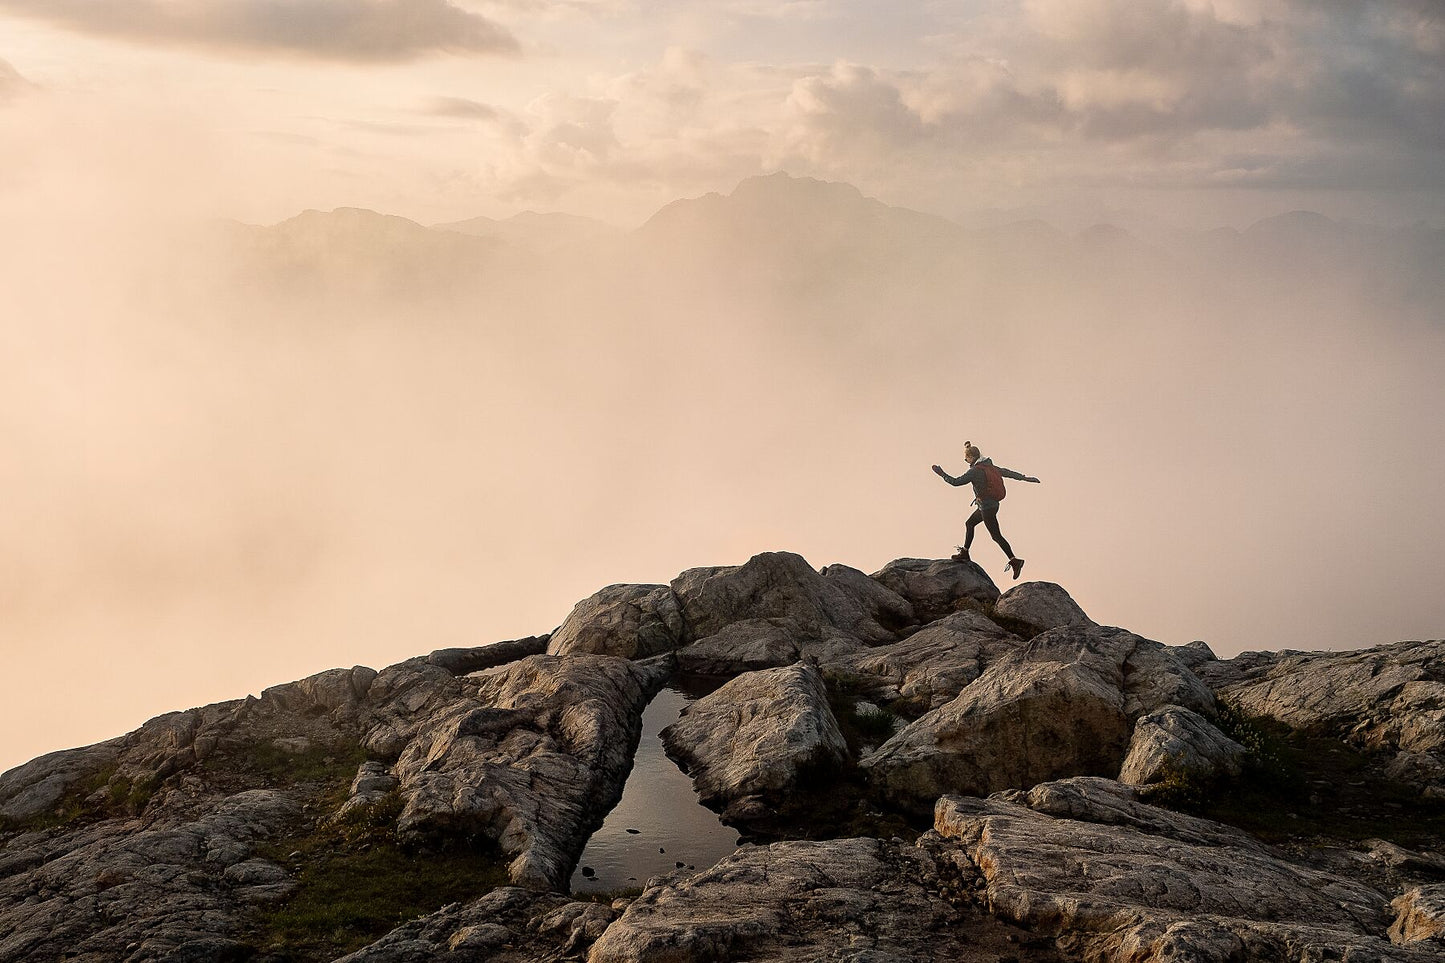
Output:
[1, 1, 1443, 773]
[2, 0, 1443, 228]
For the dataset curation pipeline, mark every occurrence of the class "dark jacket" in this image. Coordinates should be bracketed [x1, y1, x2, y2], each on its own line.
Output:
[938, 457, 1028, 506]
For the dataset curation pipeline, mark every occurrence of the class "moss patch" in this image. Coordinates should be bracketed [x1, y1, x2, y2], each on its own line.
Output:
[253, 840, 507, 960]
[0, 766, 158, 834]
[248, 793, 507, 961]
[204, 738, 370, 790]
[1144, 701, 1445, 849]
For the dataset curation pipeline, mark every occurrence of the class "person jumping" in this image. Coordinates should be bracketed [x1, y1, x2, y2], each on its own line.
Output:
[932, 441, 1040, 580]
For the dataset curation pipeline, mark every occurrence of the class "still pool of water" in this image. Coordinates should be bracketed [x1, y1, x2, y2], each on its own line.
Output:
[569, 680, 741, 895]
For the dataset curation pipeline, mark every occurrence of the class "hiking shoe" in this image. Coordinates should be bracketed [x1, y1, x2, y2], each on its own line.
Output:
[1006, 558, 1025, 580]
[950, 547, 970, 562]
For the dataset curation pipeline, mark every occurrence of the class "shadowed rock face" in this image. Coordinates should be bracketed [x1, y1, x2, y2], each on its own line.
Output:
[861, 625, 1215, 811]
[1119, 705, 1246, 786]
[660, 662, 846, 822]
[674, 618, 866, 675]
[1195, 638, 1445, 798]
[331, 886, 594, 963]
[825, 608, 1024, 711]
[993, 580, 1095, 636]
[870, 557, 1000, 622]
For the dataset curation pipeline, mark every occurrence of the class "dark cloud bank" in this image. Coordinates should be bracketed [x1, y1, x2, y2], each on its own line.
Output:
[0, 0, 517, 61]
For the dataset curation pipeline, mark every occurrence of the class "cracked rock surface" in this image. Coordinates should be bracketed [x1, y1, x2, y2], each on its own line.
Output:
[660, 662, 847, 822]
[393, 653, 672, 888]
[1195, 639, 1445, 797]
[587, 836, 1063, 963]
[934, 778, 1437, 962]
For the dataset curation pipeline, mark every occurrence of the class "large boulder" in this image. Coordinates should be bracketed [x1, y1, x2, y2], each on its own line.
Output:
[869, 557, 999, 622]
[1119, 705, 1246, 787]
[993, 581, 1095, 635]
[260, 664, 379, 716]
[820, 563, 917, 632]
[660, 663, 847, 822]
[547, 584, 685, 659]
[934, 781, 1432, 962]
[674, 618, 865, 676]
[391, 653, 671, 889]
[862, 625, 1215, 811]
[825, 609, 1023, 712]
[670, 551, 902, 645]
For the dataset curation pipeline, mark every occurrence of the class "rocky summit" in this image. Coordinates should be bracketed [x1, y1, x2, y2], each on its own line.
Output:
[2, 551, 1443, 963]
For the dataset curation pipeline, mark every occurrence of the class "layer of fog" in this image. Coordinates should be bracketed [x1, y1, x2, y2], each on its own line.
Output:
[3, 174, 1443, 774]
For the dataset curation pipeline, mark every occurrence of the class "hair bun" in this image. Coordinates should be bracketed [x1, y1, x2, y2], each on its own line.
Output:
[964, 440, 971, 447]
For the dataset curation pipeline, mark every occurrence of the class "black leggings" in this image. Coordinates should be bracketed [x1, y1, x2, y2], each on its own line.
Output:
[965, 506, 1015, 560]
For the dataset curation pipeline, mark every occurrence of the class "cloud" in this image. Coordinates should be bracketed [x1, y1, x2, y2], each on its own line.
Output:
[427, 96, 502, 120]
[354, 1, 1443, 220]
[0, 57, 33, 102]
[0, 0, 518, 61]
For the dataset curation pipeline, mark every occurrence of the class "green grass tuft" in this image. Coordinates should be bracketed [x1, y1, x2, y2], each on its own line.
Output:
[1144, 699, 1445, 848]
[255, 839, 508, 960]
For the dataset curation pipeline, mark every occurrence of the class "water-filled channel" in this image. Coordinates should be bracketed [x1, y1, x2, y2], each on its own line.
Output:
[569, 678, 740, 895]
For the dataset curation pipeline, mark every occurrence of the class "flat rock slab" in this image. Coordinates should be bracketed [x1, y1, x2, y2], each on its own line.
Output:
[0, 791, 300, 963]
[587, 836, 1060, 963]
[934, 781, 1437, 962]
[660, 663, 847, 822]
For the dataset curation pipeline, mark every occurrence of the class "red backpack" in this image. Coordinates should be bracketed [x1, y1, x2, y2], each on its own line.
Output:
[980, 463, 1007, 501]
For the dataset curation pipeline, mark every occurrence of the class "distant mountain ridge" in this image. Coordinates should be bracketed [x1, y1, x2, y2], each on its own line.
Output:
[220, 172, 1444, 325]
[236, 172, 1441, 267]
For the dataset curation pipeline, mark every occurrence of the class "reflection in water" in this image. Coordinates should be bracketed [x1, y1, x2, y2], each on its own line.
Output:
[570, 679, 739, 894]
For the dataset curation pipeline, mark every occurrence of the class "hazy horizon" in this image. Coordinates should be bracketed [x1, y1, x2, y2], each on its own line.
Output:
[3, 0, 1442, 775]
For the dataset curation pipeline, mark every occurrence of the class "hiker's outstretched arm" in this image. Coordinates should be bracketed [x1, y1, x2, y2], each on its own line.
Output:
[932, 465, 971, 486]
[998, 466, 1041, 483]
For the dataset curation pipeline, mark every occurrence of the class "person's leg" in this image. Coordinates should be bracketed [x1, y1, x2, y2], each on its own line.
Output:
[982, 508, 1015, 560]
[963, 508, 984, 550]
